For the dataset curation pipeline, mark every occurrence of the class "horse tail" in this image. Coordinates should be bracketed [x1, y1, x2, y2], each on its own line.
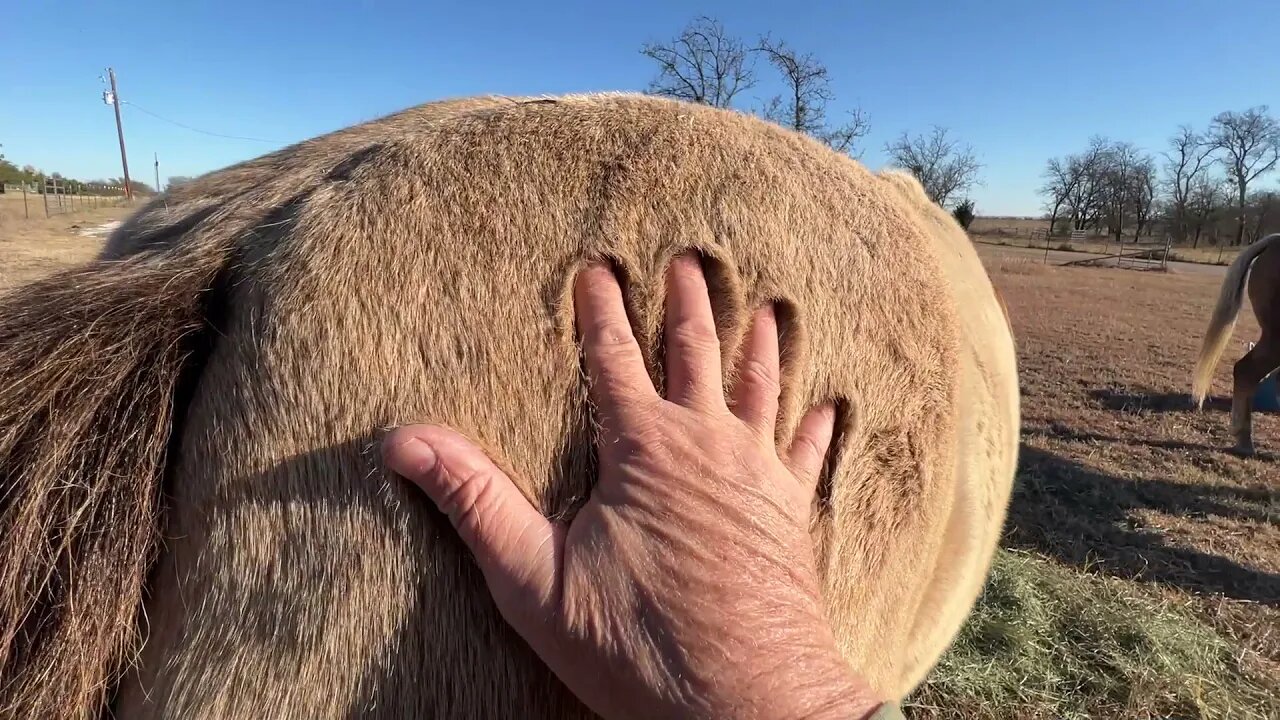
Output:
[1192, 233, 1280, 408]
[0, 241, 228, 719]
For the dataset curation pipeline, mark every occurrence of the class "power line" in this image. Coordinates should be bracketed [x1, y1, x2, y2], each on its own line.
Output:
[121, 100, 284, 144]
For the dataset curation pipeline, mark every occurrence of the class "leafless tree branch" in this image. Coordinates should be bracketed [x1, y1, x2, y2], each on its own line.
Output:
[1208, 106, 1280, 244]
[754, 36, 870, 157]
[1161, 126, 1214, 242]
[884, 126, 982, 208]
[640, 17, 755, 108]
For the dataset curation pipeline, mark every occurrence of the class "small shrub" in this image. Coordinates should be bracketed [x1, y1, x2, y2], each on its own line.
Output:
[952, 199, 976, 230]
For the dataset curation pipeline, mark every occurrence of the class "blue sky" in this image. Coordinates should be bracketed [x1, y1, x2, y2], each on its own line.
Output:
[3, 0, 1277, 215]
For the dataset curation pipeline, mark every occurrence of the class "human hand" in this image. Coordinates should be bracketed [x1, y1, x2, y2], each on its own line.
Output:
[383, 254, 884, 720]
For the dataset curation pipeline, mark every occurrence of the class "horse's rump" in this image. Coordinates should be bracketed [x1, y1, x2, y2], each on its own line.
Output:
[0, 94, 1019, 719]
[1192, 233, 1280, 408]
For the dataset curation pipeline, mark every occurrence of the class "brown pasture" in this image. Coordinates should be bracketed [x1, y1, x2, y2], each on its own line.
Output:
[967, 216, 1051, 235]
[0, 193, 132, 291]
[977, 252, 1277, 692]
[969, 215, 1246, 266]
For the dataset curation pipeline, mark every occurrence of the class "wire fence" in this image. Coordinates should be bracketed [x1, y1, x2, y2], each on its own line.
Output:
[2, 180, 130, 219]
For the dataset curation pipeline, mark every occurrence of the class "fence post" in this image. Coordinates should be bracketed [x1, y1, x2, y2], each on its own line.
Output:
[22, 184, 29, 219]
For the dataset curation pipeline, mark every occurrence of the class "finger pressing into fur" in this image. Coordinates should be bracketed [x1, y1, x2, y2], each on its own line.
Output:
[730, 305, 781, 434]
[383, 425, 561, 617]
[663, 253, 724, 409]
[785, 402, 836, 495]
[574, 263, 658, 412]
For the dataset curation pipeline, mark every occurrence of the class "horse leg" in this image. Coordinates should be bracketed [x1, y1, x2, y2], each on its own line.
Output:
[1231, 336, 1280, 455]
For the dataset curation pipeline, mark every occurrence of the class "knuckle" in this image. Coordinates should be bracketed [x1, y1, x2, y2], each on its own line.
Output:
[587, 318, 637, 348]
[603, 394, 662, 431]
[441, 467, 498, 536]
[738, 358, 780, 395]
[667, 322, 720, 353]
[792, 434, 825, 465]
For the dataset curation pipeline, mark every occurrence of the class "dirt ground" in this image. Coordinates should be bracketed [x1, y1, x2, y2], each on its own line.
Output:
[0, 192, 135, 291]
[979, 252, 1278, 686]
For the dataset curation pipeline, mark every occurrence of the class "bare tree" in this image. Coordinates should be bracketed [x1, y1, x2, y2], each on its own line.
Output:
[1096, 141, 1155, 243]
[1208, 106, 1280, 245]
[755, 37, 870, 157]
[1098, 143, 1134, 242]
[820, 109, 872, 156]
[1063, 137, 1112, 232]
[1187, 173, 1226, 247]
[1040, 157, 1076, 236]
[1041, 146, 1104, 236]
[1131, 157, 1158, 240]
[884, 126, 982, 208]
[1162, 125, 1214, 242]
[1245, 189, 1280, 243]
[640, 16, 755, 108]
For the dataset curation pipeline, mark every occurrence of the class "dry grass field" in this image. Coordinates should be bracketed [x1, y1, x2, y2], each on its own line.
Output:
[969, 215, 1245, 266]
[0, 207, 1275, 718]
[910, 254, 1278, 719]
[0, 192, 132, 291]
[969, 216, 1054, 235]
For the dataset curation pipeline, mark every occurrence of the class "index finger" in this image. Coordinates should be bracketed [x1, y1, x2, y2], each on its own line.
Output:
[574, 263, 658, 410]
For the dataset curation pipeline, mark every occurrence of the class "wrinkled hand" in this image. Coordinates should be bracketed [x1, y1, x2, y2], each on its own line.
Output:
[384, 255, 882, 720]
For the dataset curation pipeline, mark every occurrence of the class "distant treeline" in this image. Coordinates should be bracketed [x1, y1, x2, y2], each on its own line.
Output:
[0, 156, 154, 195]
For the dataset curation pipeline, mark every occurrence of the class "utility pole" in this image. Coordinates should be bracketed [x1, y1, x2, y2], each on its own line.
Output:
[154, 152, 160, 194]
[105, 68, 133, 201]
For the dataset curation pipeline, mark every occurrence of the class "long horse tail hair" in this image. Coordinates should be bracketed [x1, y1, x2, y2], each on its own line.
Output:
[0, 237, 230, 719]
[1192, 233, 1280, 408]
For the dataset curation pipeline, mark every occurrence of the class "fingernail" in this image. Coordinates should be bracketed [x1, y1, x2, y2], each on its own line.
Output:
[387, 437, 438, 480]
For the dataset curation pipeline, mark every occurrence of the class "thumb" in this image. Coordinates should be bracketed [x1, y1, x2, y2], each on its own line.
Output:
[383, 424, 561, 619]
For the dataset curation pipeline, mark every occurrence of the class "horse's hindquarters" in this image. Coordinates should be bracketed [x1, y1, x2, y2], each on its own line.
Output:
[105, 94, 1017, 717]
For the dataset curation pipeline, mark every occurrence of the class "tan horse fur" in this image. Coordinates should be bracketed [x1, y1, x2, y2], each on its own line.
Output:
[0, 93, 1019, 719]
